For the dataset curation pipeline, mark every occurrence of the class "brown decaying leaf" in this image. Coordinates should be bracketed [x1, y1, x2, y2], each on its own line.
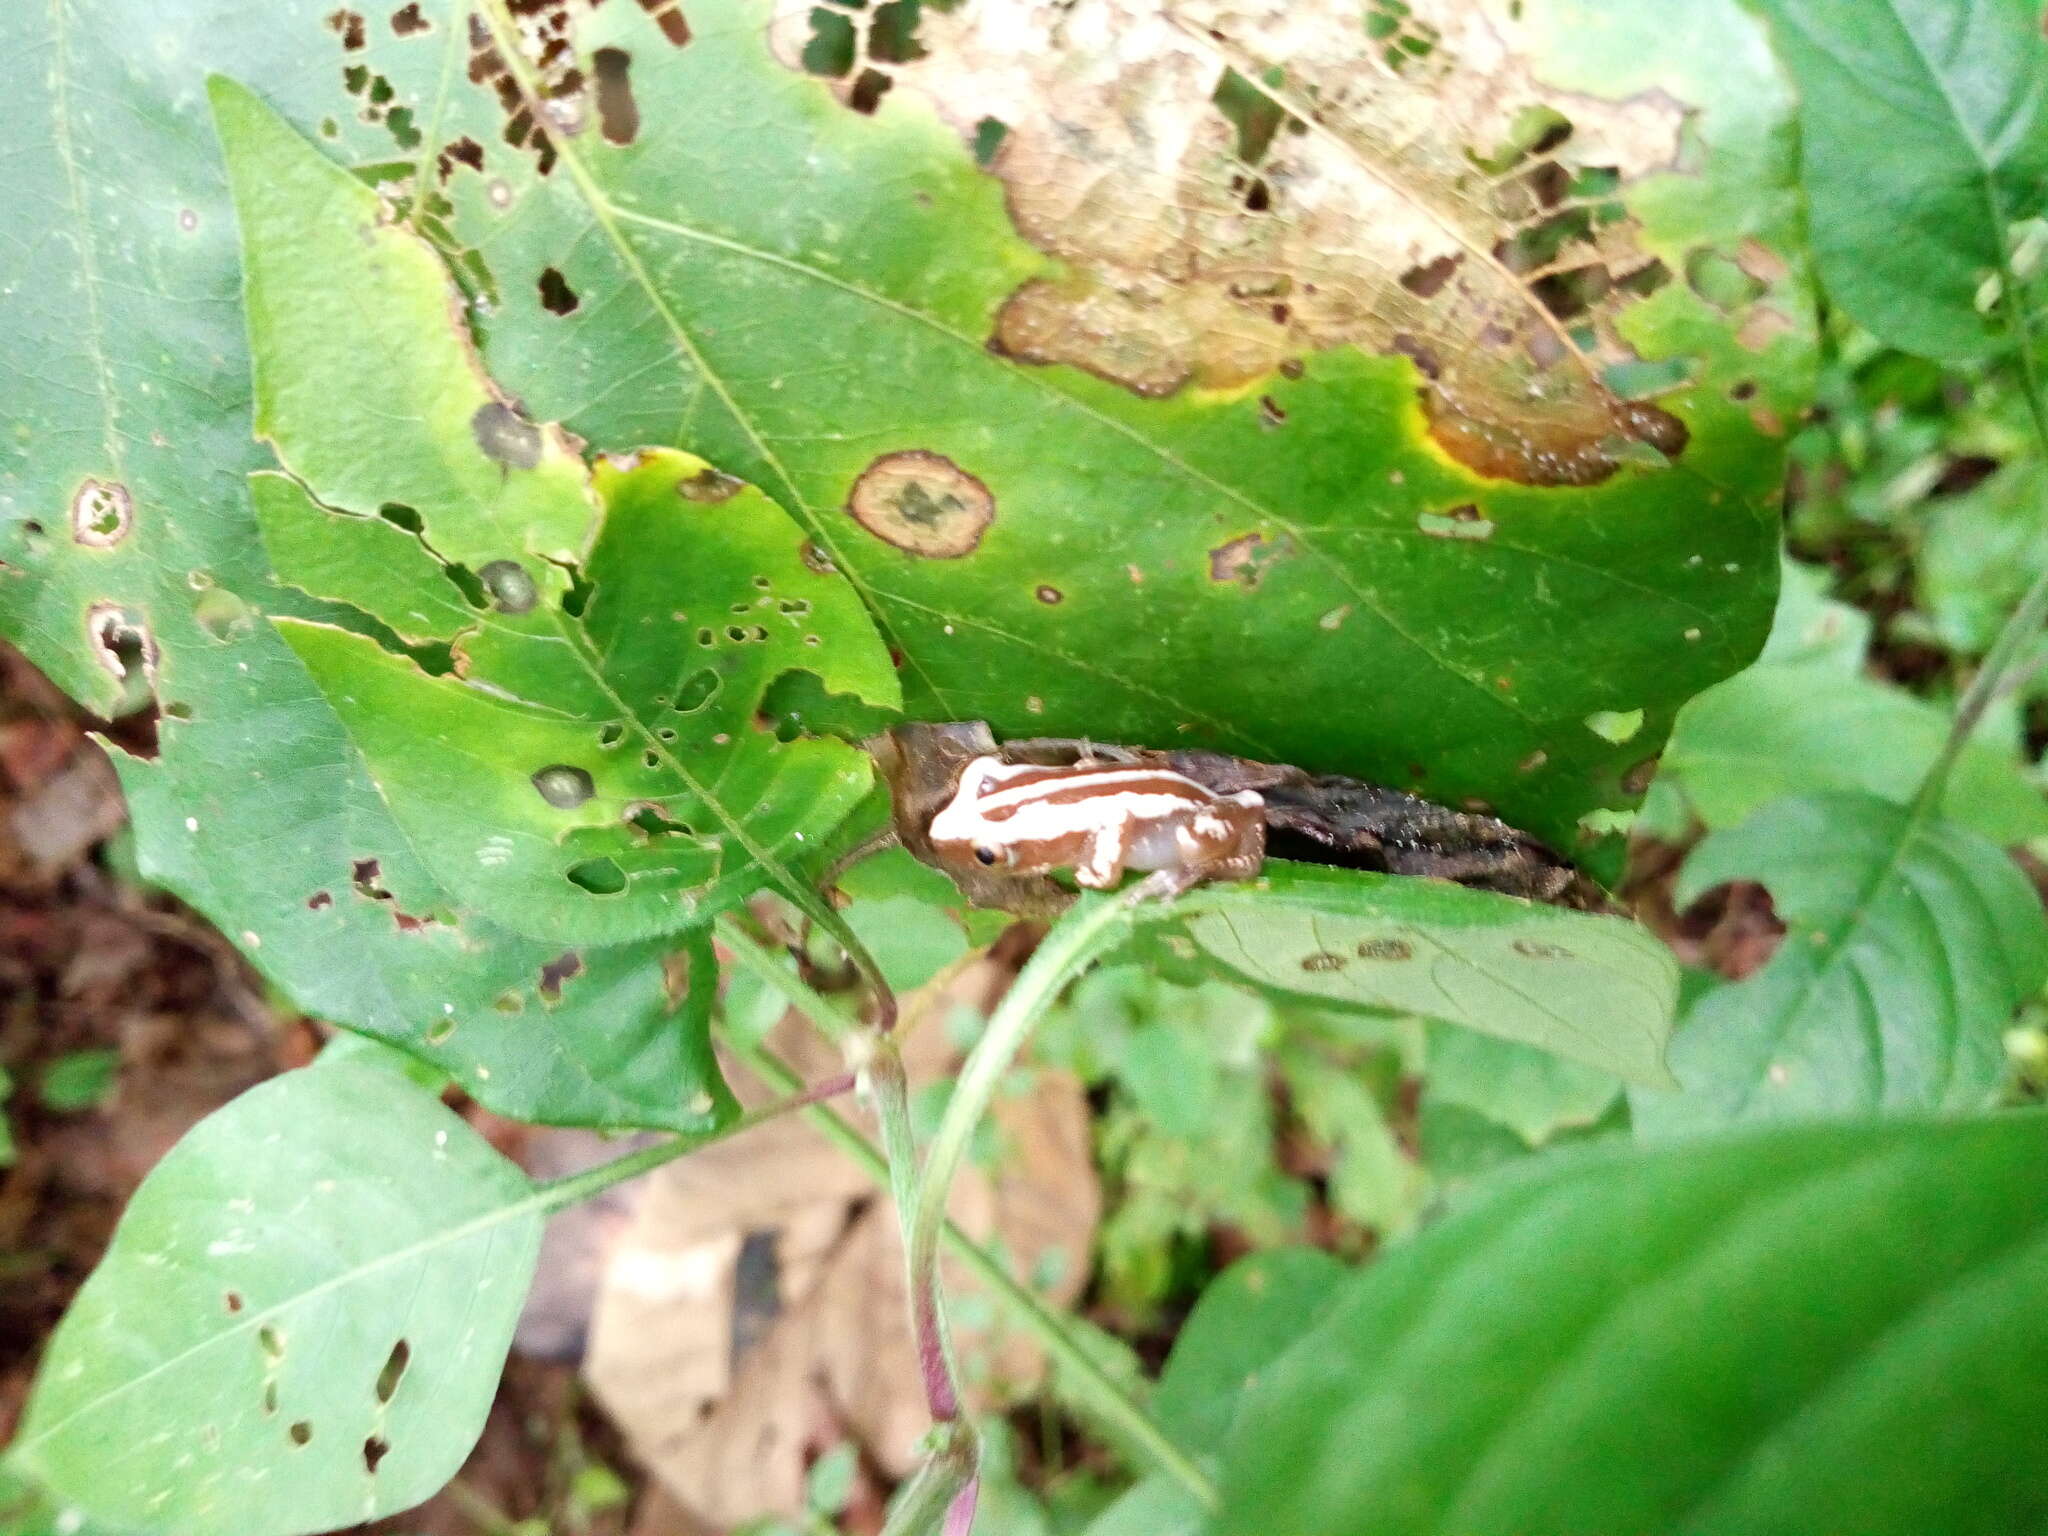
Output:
[583, 989, 1100, 1527]
[786, 0, 1696, 485]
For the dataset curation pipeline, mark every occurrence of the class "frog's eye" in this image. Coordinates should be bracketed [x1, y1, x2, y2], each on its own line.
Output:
[973, 845, 999, 866]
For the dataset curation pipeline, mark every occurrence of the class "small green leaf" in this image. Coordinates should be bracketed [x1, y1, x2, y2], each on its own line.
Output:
[213, 78, 898, 946]
[1423, 1025, 1621, 1148]
[1159, 862, 1679, 1087]
[1661, 660, 2048, 843]
[14, 1060, 542, 1536]
[1635, 792, 2048, 1137]
[1752, 0, 2048, 360]
[38, 1050, 119, 1113]
[1219, 1113, 2048, 1536]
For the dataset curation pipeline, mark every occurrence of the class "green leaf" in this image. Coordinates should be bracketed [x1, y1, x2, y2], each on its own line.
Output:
[1634, 792, 2048, 1137]
[1153, 1248, 1346, 1459]
[214, 78, 898, 948]
[1218, 1113, 2048, 1536]
[37, 1049, 119, 1113]
[1423, 1025, 1621, 1148]
[1751, 0, 2048, 360]
[1917, 459, 2048, 654]
[13, 1059, 542, 1536]
[1159, 862, 1679, 1087]
[1659, 659, 2048, 843]
[0, 1, 757, 1130]
[444, 0, 1810, 861]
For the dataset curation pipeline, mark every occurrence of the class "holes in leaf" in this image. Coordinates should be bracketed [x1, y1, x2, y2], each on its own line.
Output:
[379, 502, 424, 534]
[438, 135, 486, 178]
[592, 47, 641, 144]
[477, 559, 539, 613]
[71, 478, 132, 547]
[391, 2, 430, 34]
[972, 116, 1008, 167]
[1213, 66, 1287, 167]
[598, 723, 625, 748]
[441, 561, 489, 610]
[539, 950, 584, 999]
[848, 67, 892, 114]
[678, 465, 744, 502]
[627, 802, 693, 837]
[308, 891, 333, 910]
[262, 1381, 279, 1416]
[494, 990, 525, 1014]
[632, 0, 692, 47]
[1399, 254, 1460, 299]
[364, 1435, 391, 1474]
[163, 701, 193, 721]
[352, 858, 392, 901]
[87, 604, 158, 689]
[259, 1325, 287, 1362]
[375, 1339, 411, 1404]
[538, 266, 580, 315]
[532, 765, 595, 809]
[327, 8, 367, 49]
[556, 560, 594, 618]
[800, 7, 857, 76]
[868, 0, 925, 63]
[566, 856, 626, 896]
[288, 1421, 313, 1448]
[425, 1017, 456, 1045]
[1417, 504, 1495, 541]
[673, 668, 722, 714]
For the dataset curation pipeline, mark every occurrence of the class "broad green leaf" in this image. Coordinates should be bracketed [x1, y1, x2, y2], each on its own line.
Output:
[1219, 1113, 2048, 1536]
[13, 1059, 542, 1536]
[1159, 862, 1679, 1087]
[1635, 792, 2048, 1138]
[1757, 556, 1870, 673]
[1917, 458, 2048, 654]
[1153, 1248, 1347, 1458]
[441, 0, 1811, 862]
[1751, 0, 2048, 360]
[1423, 1025, 1621, 1147]
[37, 1049, 118, 1113]
[0, 1, 747, 1130]
[1659, 659, 2048, 843]
[1279, 1051, 1427, 1235]
[214, 78, 898, 947]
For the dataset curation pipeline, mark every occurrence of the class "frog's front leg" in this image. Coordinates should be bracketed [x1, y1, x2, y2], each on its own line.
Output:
[1074, 819, 1137, 889]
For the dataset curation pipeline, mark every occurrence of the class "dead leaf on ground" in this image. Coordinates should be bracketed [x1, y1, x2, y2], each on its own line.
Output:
[584, 969, 1101, 1529]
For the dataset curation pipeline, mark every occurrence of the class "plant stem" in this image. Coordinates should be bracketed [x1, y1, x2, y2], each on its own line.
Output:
[905, 890, 1144, 1371]
[532, 1071, 855, 1216]
[734, 1037, 1217, 1507]
[716, 912, 864, 1040]
[868, 1038, 966, 1425]
[1919, 251, 2048, 808]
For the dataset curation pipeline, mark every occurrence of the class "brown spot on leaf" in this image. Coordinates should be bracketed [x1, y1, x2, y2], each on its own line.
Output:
[1300, 951, 1346, 972]
[307, 891, 333, 910]
[846, 450, 995, 558]
[1035, 584, 1064, 605]
[1208, 531, 1290, 589]
[860, 3, 1706, 486]
[71, 479, 132, 547]
[679, 465, 745, 503]
[539, 949, 584, 999]
[1356, 937, 1413, 961]
[633, 0, 691, 47]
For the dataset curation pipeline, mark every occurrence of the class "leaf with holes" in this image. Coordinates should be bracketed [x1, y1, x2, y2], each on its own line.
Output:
[11, 1055, 541, 1536]
[1633, 792, 2048, 1139]
[214, 77, 899, 947]
[1145, 861, 1678, 1087]
[407, 0, 1816, 871]
[0, 1, 754, 1131]
[1217, 1113, 2048, 1536]
[1750, 0, 2048, 360]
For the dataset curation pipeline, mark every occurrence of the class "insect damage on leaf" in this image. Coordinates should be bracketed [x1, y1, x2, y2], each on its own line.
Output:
[793, 0, 1711, 487]
[846, 450, 996, 558]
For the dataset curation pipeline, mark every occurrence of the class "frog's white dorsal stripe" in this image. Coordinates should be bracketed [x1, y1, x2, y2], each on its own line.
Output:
[971, 765, 1213, 815]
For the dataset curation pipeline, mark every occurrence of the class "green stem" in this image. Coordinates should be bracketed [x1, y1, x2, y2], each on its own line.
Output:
[734, 1037, 1217, 1507]
[1918, 250, 2048, 808]
[716, 911, 863, 1041]
[533, 1070, 855, 1216]
[905, 891, 1145, 1351]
